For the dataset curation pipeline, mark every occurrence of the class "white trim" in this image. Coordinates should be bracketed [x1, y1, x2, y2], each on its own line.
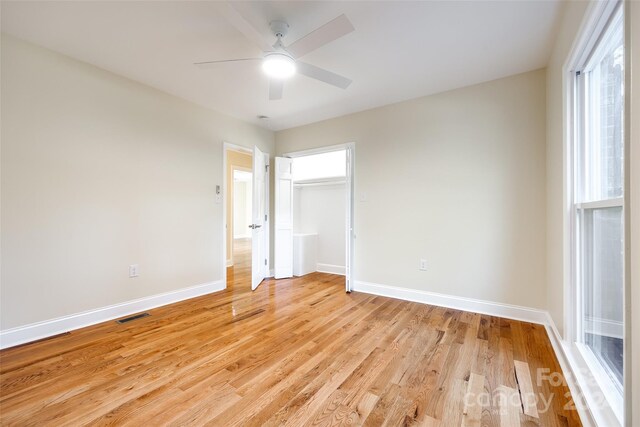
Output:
[293, 179, 346, 188]
[546, 313, 622, 427]
[345, 145, 355, 292]
[622, 1, 633, 424]
[584, 316, 624, 339]
[562, 2, 626, 424]
[281, 142, 353, 158]
[563, 1, 618, 72]
[226, 259, 233, 267]
[545, 315, 599, 427]
[0, 280, 224, 349]
[562, 0, 617, 345]
[352, 280, 548, 324]
[575, 343, 624, 416]
[264, 153, 271, 278]
[316, 263, 345, 276]
[576, 197, 624, 210]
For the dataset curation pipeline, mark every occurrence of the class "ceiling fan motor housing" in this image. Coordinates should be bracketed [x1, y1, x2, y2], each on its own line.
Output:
[270, 21, 290, 39]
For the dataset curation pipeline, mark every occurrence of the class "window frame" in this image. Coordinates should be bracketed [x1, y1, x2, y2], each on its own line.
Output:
[564, 1, 626, 425]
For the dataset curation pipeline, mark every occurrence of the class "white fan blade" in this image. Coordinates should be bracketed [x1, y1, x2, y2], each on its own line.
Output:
[286, 14, 354, 59]
[269, 79, 284, 100]
[297, 62, 352, 89]
[194, 58, 261, 69]
[217, 2, 273, 53]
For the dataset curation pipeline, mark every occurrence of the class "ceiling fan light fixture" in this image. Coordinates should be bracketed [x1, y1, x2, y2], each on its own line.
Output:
[262, 52, 296, 79]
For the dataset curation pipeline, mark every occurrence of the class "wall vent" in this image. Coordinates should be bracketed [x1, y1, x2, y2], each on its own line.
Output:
[116, 313, 150, 324]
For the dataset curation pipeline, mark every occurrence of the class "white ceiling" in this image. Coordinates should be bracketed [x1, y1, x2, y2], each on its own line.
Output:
[1, 1, 564, 131]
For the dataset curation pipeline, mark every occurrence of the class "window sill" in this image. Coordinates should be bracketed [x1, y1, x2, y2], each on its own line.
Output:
[563, 340, 623, 426]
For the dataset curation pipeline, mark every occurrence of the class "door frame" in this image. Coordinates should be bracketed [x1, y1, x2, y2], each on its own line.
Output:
[222, 142, 270, 290]
[281, 142, 356, 292]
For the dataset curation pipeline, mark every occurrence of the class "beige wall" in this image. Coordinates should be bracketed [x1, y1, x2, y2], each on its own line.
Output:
[225, 150, 252, 263]
[276, 69, 547, 309]
[0, 35, 274, 330]
[545, 0, 590, 336]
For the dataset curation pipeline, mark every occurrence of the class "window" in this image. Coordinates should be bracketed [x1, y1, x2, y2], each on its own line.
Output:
[572, 0, 625, 407]
[291, 150, 346, 182]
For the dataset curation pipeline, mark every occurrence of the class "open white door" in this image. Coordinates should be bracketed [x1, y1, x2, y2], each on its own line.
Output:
[345, 146, 354, 292]
[274, 157, 293, 279]
[251, 146, 267, 290]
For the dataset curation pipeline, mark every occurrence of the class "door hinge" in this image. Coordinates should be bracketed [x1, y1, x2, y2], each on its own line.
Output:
[265, 259, 267, 266]
[265, 164, 269, 172]
[265, 214, 268, 221]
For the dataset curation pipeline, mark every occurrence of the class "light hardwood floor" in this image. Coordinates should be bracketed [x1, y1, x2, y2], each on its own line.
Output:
[0, 239, 581, 426]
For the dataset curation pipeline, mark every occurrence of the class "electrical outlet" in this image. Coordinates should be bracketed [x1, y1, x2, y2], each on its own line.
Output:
[419, 259, 427, 271]
[129, 264, 139, 278]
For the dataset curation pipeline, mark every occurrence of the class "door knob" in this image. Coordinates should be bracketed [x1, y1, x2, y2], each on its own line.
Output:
[248, 224, 262, 229]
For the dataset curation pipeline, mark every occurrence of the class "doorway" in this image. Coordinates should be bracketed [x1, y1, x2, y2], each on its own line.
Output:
[225, 147, 253, 288]
[276, 143, 355, 292]
[223, 143, 270, 291]
[231, 169, 252, 275]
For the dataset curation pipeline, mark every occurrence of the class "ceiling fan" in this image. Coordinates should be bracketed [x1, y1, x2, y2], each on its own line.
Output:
[195, 3, 355, 100]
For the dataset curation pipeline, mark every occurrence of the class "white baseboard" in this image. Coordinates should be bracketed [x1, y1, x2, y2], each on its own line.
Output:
[0, 280, 224, 349]
[317, 263, 346, 276]
[226, 259, 233, 267]
[352, 280, 548, 324]
[233, 233, 251, 239]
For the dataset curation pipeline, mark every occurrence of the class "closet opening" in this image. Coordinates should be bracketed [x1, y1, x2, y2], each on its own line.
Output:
[274, 144, 355, 292]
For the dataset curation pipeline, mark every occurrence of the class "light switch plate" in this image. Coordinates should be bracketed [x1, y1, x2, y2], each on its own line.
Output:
[129, 264, 139, 278]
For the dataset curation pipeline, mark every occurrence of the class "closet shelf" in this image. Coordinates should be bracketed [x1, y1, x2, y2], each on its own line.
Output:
[293, 178, 346, 187]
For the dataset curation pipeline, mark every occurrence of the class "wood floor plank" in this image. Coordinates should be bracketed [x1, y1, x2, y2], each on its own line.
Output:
[514, 360, 539, 419]
[462, 372, 485, 427]
[497, 385, 522, 427]
[0, 238, 582, 426]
